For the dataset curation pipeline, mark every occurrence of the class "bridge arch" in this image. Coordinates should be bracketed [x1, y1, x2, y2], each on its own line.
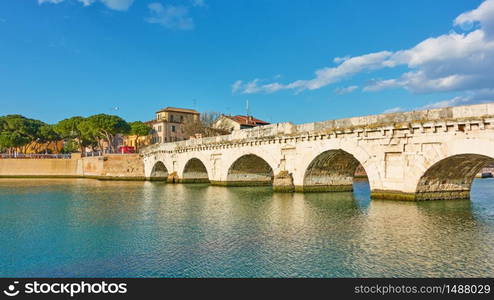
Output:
[299, 149, 368, 192]
[415, 154, 494, 200]
[150, 161, 169, 181]
[181, 158, 210, 183]
[225, 154, 274, 186]
[410, 139, 494, 200]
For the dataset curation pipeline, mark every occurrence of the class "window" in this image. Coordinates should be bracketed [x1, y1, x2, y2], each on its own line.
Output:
[171, 125, 176, 132]
[158, 125, 162, 132]
[170, 115, 174, 122]
[180, 115, 184, 122]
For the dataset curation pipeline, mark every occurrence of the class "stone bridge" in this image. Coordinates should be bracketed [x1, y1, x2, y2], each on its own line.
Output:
[141, 103, 494, 200]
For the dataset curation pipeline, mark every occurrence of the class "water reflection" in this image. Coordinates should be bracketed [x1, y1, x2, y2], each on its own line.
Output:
[0, 178, 492, 277]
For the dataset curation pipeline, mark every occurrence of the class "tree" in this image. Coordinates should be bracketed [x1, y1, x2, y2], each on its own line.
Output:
[61, 139, 79, 154]
[0, 131, 29, 154]
[182, 111, 228, 138]
[54, 117, 84, 139]
[37, 124, 61, 153]
[128, 121, 151, 151]
[0, 115, 44, 153]
[54, 116, 90, 153]
[85, 114, 131, 153]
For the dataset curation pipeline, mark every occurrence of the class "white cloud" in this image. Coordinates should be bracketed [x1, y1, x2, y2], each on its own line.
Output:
[233, 51, 393, 94]
[146, 3, 194, 30]
[78, 0, 95, 6]
[363, 79, 400, 92]
[383, 107, 404, 114]
[232, 80, 243, 93]
[335, 85, 358, 95]
[234, 0, 494, 107]
[99, 0, 134, 11]
[363, 28, 494, 94]
[38, 0, 134, 11]
[421, 97, 471, 110]
[455, 0, 494, 37]
[38, 0, 65, 4]
[192, 0, 206, 7]
[421, 88, 494, 109]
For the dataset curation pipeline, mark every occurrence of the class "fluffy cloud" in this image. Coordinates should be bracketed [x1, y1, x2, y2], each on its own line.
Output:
[455, 0, 494, 37]
[234, 51, 393, 94]
[335, 85, 358, 95]
[365, 29, 494, 94]
[421, 88, 494, 109]
[146, 3, 194, 30]
[233, 0, 494, 108]
[99, 0, 134, 11]
[38, 0, 134, 11]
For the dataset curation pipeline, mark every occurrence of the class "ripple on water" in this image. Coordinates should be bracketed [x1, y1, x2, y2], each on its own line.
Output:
[0, 178, 493, 277]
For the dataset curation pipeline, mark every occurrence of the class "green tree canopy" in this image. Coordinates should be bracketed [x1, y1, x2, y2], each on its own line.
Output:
[1, 113, 135, 154]
[54, 116, 97, 153]
[54, 116, 85, 140]
[85, 114, 131, 152]
[128, 121, 151, 151]
[129, 121, 151, 137]
[0, 115, 47, 153]
[0, 131, 29, 153]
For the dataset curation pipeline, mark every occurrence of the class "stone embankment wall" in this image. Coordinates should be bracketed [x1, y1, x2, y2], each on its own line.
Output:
[0, 158, 82, 177]
[0, 154, 144, 180]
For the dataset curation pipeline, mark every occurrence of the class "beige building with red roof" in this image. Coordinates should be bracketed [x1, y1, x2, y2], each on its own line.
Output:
[212, 114, 270, 132]
[150, 107, 200, 143]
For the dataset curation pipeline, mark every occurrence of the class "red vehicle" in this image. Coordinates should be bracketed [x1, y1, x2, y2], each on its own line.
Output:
[118, 146, 136, 154]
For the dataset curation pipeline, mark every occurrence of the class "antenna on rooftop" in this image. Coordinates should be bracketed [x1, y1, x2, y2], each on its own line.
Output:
[192, 98, 197, 110]
[246, 99, 250, 116]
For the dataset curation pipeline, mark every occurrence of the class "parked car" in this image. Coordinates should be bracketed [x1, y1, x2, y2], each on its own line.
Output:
[118, 146, 136, 154]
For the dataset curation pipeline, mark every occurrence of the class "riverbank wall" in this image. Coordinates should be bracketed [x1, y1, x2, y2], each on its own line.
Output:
[0, 154, 145, 180]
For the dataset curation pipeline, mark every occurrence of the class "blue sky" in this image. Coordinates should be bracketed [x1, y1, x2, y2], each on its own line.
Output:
[1, 0, 493, 124]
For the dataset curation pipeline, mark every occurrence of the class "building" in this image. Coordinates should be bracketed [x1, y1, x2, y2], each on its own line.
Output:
[150, 107, 200, 143]
[122, 120, 154, 149]
[212, 115, 270, 132]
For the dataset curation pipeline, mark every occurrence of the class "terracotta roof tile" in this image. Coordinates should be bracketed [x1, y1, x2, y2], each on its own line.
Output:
[225, 115, 269, 126]
[156, 107, 199, 114]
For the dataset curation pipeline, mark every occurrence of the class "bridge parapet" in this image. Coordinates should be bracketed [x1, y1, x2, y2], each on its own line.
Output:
[142, 103, 494, 156]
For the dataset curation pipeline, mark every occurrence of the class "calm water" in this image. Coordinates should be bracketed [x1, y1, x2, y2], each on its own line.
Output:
[0, 178, 493, 277]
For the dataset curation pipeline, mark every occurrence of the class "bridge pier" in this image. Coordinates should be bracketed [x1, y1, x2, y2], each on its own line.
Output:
[210, 180, 272, 187]
[294, 184, 353, 193]
[166, 171, 179, 183]
[370, 190, 471, 201]
[273, 171, 294, 192]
